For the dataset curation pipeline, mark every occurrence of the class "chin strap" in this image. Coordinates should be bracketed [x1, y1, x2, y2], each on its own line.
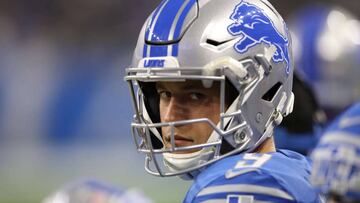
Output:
[163, 148, 215, 180]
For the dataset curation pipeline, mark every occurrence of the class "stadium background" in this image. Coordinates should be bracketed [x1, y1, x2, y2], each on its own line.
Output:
[0, 0, 359, 202]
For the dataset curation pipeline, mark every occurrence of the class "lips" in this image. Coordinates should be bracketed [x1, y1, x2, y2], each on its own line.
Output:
[165, 135, 194, 147]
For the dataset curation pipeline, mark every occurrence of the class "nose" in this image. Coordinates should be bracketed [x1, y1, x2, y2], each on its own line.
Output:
[161, 97, 188, 123]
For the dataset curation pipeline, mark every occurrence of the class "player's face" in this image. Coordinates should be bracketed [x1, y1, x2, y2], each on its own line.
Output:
[156, 80, 222, 153]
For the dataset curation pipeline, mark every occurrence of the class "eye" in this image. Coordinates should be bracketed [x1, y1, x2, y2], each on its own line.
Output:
[158, 90, 171, 100]
[189, 92, 205, 101]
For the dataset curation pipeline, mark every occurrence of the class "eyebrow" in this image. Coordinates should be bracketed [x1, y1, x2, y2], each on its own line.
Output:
[181, 81, 220, 90]
[181, 83, 203, 90]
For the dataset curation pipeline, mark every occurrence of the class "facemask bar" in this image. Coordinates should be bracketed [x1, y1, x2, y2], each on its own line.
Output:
[124, 56, 268, 177]
[131, 113, 250, 154]
[131, 92, 252, 177]
[141, 121, 250, 177]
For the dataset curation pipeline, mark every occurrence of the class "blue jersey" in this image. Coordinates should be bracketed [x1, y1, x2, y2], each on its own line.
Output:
[184, 149, 322, 203]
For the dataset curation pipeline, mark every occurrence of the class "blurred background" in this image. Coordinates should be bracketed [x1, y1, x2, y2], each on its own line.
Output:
[0, 0, 359, 203]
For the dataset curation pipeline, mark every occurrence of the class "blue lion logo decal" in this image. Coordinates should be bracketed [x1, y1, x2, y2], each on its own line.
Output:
[228, 1, 290, 74]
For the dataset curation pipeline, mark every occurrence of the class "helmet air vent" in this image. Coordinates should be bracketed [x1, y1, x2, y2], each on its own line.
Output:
[262, 82, 282, 102]
[206, 38, 234, 47]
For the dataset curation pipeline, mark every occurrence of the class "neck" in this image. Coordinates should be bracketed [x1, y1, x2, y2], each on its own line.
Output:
[255, 137, 276, 153]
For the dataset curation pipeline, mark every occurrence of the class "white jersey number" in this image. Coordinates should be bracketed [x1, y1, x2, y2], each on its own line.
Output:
[226, 153, 271, 179]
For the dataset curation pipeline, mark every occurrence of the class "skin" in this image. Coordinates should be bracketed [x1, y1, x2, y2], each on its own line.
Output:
[156, 80, 222, 153]
[156, 80, 275, 154]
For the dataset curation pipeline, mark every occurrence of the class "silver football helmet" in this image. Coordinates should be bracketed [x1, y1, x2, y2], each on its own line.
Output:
[124, 0, 294, 178]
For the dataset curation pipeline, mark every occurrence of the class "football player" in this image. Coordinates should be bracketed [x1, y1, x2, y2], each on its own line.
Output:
[125, 0, 321, 202]
[311, 102, 360, 203]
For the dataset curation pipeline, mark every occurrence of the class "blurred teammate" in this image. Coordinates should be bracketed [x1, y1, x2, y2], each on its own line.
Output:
[43, 179, 153, 203]
[124, 0, 321, 202]
[275, 4, 360, 154]
[311, 102, 360, 203]
[290, 4, 360, 121]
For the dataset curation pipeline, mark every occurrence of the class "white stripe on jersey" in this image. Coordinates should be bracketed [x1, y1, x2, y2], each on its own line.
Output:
[320, 132, 360, 147]
[339, 116, 360, 129]
[196, 184, 294, 201]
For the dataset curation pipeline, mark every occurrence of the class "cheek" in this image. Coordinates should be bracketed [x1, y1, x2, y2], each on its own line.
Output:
[203, 99, 221, 123]
[194, 123, 215, 144]
[159, 100, 166, 121]
[191, 98, 221, 119]
[192, 102, 222, 143]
